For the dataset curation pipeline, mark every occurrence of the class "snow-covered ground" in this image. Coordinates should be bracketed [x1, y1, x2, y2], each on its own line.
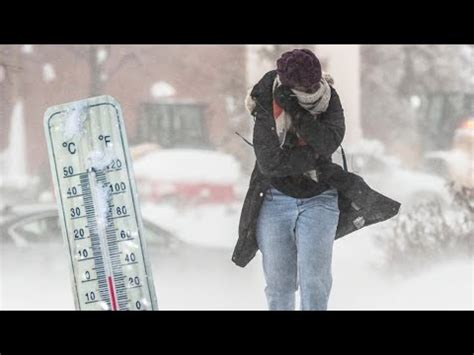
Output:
[141, 202, 240, 249]
[1, 208, 472, 310]
[330, 228, 473, 310]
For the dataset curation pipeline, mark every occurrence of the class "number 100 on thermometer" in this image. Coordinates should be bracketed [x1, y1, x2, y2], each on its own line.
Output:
[44, 95, 158, 310]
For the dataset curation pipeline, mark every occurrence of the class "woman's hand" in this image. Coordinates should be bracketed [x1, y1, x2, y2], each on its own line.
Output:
[274, 85, 312, 129]
[274, 85, 300, 113]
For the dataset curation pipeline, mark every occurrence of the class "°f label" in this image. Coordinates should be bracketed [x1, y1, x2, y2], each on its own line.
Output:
[44, 95, 158, 310]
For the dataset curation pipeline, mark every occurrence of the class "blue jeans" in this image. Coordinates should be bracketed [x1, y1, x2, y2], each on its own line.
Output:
[256, 186, 340, 310]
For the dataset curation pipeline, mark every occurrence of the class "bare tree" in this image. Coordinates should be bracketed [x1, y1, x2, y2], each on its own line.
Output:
[361, 45, 474, 158]
[64, 45, 141, 96]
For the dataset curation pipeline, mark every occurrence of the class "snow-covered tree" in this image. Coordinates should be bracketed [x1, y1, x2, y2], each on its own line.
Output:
[374, 181, 473, 274]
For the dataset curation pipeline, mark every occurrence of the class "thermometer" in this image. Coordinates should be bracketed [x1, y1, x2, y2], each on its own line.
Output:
[44, 95, 158, 310]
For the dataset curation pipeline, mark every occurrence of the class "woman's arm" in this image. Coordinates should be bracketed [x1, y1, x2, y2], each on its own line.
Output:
[252, 100, 319, 178]
[275, 86, 346, 157]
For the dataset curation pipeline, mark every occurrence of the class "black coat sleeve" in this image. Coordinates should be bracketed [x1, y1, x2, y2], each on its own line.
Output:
[289, 87, 346, 157]
[252, 105, 318, 178]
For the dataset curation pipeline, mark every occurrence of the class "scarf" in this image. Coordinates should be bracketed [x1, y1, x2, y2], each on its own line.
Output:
[271, 75, 332, 182]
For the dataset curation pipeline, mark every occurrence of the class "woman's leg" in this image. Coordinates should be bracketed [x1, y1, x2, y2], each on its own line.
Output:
[256, 188, 299, 310]
[295, 188, 340, 310]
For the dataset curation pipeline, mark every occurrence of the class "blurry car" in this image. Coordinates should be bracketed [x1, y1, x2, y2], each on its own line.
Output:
[132, 148, 242, 205]
[0, 203, 179, 250]
[334, 140, 450, 212]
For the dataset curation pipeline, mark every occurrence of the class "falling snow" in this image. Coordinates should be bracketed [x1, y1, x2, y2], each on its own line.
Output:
[21, 45, 33, 54]
[96, 48, 108, 64]
[42, 63, 56, 83]
[150, 81, 176, 98]
[0, 65, 5, 82]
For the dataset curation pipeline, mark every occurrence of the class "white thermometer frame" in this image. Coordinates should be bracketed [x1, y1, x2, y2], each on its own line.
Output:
[44, 95, 158, 310]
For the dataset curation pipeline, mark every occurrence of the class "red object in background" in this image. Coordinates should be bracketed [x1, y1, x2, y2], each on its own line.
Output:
[169, 183, 235, 203]
[457, 117, 474, 131]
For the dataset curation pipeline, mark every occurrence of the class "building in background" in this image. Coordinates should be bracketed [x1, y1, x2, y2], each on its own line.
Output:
[0, 45, 249, 194]
[6, 45, 470, 197]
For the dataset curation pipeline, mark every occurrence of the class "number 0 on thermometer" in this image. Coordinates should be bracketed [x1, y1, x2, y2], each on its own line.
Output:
[44, 95, 158, 310]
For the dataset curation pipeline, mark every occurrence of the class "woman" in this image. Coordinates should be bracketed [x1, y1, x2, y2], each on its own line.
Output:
[232, 49, 401, 311]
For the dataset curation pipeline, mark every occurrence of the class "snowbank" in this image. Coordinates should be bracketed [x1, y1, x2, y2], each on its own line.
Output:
[133, 149, 241, 184]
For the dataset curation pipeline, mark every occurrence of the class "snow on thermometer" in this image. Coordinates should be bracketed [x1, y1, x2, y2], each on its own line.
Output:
[44, 95, 158, 310]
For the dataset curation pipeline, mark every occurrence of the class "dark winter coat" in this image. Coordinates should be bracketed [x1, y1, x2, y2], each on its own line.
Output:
[232, 70, 401, 268]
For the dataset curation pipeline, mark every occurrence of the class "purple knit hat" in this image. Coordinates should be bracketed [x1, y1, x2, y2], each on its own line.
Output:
[276, 49, 322, 91]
